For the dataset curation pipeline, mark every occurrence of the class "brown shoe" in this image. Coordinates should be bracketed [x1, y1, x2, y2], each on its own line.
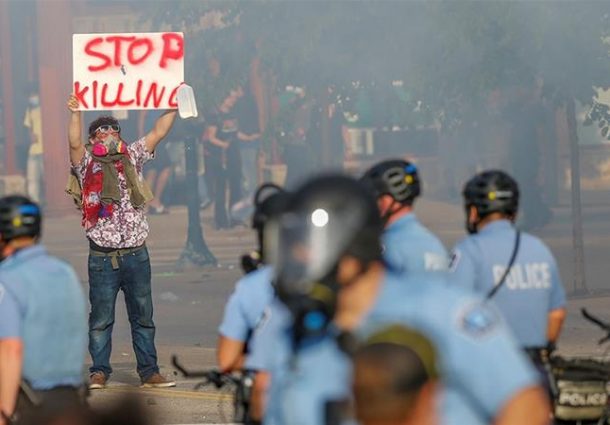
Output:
[140, 373, 176, 388]
[89, 372, 107, 390]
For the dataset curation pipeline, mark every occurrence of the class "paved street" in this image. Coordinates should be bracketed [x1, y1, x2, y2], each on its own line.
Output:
[39, 199, 610, 424]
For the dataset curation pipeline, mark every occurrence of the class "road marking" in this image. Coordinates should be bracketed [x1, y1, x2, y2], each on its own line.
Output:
[101, 386, 233, 402]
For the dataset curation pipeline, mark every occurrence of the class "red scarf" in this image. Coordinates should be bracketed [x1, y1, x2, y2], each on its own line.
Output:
[81, 150, 130, 230]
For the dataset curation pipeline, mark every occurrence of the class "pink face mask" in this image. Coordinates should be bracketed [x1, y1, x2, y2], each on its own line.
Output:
[92, 143, 108, 156]
[90, 133, 126, 156]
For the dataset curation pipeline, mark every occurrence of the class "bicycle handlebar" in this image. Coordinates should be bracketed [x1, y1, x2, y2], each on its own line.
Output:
[581, 308, 610, 346]
[171, 355, 243, 388]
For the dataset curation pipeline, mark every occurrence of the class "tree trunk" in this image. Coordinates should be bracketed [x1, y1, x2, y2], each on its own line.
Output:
[0, 0, 17, 175]
[566, 98, 588, 295]
[320, 88, 332, 169]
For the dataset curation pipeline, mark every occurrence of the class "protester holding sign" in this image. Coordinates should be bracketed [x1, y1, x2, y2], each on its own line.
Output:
[66, 31, 184, 389]
[66, 93, 177, 389]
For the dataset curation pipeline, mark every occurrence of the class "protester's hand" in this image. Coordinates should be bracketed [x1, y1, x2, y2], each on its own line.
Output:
[67, 94, 80, 112]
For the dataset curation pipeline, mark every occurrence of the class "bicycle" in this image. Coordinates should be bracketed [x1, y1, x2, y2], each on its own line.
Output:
[171, 355, 255, 424]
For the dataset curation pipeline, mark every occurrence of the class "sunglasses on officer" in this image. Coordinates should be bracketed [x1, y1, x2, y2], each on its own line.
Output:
[94, 124, 120, 134]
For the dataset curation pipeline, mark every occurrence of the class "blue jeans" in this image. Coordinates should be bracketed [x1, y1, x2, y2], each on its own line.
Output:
[88, 246, 159, 381]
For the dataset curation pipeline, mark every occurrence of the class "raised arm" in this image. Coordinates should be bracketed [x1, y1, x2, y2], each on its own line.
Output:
[67, 95, 85, 166]
[145, 110, 178, 153]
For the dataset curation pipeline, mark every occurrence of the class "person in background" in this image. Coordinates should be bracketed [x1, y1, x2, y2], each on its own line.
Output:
[205, 94, 240, 229]
[361, 159, 448, 274]
[139, 110, 172, 215]
[234, 85, 262, 195]
[207, 90, 258, 228]
[23, 84, 44, 204]
[451, 170, 566, 376]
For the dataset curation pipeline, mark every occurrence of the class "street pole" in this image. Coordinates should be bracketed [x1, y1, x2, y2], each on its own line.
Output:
[176, 131, 217, 270]
[566, 98, 588, 295]
[0, 1, 17, 175]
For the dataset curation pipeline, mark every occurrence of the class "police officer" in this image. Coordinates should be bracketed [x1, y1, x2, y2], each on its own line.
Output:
[0, 196, 87, 425]
[247, 174, 549, 425]
[217, 184, 290, 372]
[450, 170, 567, 352]
[361, 159, 448, 273]
[352, 325, 440, 425]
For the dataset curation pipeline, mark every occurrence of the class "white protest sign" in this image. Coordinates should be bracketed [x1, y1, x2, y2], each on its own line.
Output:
[72, 32, 184, 111]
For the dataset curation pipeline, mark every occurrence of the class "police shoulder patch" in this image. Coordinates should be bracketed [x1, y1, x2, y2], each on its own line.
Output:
[449, 250, 461, 272]
[457, 302, 498, 338]
[254, 306, 272, 332]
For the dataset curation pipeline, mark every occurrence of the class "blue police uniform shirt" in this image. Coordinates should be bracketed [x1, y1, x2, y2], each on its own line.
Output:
[218, 266, 275, 342]
[0, 245, 87, 389]
[246, 271, 538, 425]
[246, 299, 351, 425]
[383, 213, 449, 274]
[451, 219, 566, 347]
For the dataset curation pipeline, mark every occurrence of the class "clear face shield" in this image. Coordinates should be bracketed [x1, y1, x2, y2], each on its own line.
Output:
[265, 205, 367, 300]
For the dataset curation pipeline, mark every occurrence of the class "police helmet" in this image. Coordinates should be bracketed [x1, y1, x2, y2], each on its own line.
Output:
[251, 183, 288, 232]
[0, 195, 42, 242]
[267, 174, 383, 307]
[463, 170, 519, 218]
[241, 183, 290, 272]
[361, 159, 421, 205]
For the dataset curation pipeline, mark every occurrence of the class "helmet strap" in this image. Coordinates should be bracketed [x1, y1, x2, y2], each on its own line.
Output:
[466, 205, 480, 234]
[381, 199, 401, 226]
[466, 217, 479, 234]
[0, 240, 6, 263]
[283, 269, 341, 352]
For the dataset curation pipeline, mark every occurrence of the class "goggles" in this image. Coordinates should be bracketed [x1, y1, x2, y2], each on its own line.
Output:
[94, 124, 120, 134]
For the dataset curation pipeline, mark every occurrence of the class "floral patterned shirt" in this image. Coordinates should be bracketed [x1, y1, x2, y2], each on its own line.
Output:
[73, 137, 153, 249]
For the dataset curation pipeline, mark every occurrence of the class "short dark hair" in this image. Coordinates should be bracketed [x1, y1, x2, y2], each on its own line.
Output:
[352, 325, 439, 424]
[88, 116, 120, 138]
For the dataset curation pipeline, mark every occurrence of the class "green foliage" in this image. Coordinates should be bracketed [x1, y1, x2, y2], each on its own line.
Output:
[145, 1, 252, 115]
[143, 0, 610, 137]
[419, 2, 610, 134]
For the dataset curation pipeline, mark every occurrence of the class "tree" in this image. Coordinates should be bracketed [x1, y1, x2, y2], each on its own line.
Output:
[413, 2, 610, 293]
[147, 1, 610, 289]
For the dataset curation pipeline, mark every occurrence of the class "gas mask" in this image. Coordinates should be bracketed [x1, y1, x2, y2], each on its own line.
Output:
[90, 125, 126, 157]
[277, 274, 340, 349]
